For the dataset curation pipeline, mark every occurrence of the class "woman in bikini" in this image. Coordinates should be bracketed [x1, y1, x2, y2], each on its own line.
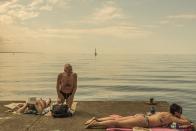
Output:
[85, 103, 190, 129]
[14, 98, 51, 114]
[56, 64, 77, 109]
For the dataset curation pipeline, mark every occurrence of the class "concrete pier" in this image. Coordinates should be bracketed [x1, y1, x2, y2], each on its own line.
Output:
[0, 101, 194, 131]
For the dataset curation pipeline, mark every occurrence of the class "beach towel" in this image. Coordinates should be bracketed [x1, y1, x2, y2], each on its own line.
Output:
[151, 128, 192, 131]
[4, 102, 24, 114]
[4, 102, 50, 115]
[106, 128, 132, 131]
[4, 102, 24, 110]
[45, 101, 78, 117]
[106, 127, 192, 131]
[106, 127, 150, 131]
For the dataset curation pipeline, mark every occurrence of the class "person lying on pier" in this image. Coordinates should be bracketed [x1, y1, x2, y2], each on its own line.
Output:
[56, 64, 77, 109]
[13, 97, 51, 114]
[85, 103, 191, 129]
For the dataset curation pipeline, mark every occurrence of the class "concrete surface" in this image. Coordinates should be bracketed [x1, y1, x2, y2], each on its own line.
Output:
[0, 101, 194, 131]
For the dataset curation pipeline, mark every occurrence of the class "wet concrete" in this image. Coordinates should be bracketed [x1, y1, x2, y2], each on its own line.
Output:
[0, 101, 194, 131]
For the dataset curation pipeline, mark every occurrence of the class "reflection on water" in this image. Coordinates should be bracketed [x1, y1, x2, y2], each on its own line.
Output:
[0, 53, 196, 121]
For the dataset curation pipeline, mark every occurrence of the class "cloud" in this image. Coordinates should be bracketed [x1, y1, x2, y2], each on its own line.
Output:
[92, 5, 123, 22]
[72, 1, 150, 39]
[0, 0, 38, 24]
[0, 0, 18, 13]
[7, 10, 39, 21]
[160, 13, 196, 25]
[39, 4, 53, 11]
[39, 0, 69, 11]
[0, 0, 151, 48]
[167, 14, 196, 20]
[0, 15, 13, 24]
[0, 22, 151, 49]
[82, 1, 124, 24]
[29, 0, 44, 8]
[0, 0, 151, 51]
[0, 0, 69, 24]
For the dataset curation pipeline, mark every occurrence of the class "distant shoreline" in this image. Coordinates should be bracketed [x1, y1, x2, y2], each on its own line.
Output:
[0, 52, 26, 53]
[0, 52, 37, 54]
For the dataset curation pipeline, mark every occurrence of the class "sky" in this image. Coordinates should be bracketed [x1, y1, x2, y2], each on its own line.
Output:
[0, 0, 196, 54]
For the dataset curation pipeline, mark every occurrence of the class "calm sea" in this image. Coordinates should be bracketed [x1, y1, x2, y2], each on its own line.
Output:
[0, 53, 195, 121]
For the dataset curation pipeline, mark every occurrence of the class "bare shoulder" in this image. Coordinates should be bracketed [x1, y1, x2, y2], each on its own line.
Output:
[58, 73, 63, 78]
[72, 72, 77, 78]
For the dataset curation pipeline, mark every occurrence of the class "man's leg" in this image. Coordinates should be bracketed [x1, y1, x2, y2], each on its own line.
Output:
[57, 94, 65, 104]
[66, 95, 73, 109]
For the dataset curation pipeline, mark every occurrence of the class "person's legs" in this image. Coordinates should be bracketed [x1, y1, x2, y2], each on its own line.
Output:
[46, 98, 51, 107]
[97, 115, 136, 122]
[87, 115, 146, 129]
[66, 94, 73, 109]
[12, 103, 24, 111]
[86, 119, 117, 128]
[57, 93, 65, 104]
[85, 115, 119, 125]
[112, 115, 136, 121]
[97, 116, 119, 121]
[85, 115, 134, 125]
[66, 97, 72, 108]
[84, 117, 97, 125]
[39, 98, 51, 108]
[16, 103, 28, 113]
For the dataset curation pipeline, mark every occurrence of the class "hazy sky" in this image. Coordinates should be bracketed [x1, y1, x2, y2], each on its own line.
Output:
[0, 0, 196, 54]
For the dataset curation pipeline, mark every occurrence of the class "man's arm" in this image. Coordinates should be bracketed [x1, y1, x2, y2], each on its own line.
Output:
[71, 73, 77, 96]
[56, 73, 62, 98]
[67, 73, 77, 108]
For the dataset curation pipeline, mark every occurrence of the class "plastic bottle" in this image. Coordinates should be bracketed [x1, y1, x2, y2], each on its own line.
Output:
[150, 106, 155, 114]
[170, 122, 177, 129]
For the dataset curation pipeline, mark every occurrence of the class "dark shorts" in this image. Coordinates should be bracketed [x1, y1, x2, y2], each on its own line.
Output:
[60, 91, 72, 99]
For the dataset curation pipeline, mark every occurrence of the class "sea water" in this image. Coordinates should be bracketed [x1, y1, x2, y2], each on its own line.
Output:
[0, 53, 195, 121]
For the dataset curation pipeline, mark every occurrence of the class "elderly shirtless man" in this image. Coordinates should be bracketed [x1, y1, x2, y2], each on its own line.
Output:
[56, 64, 77, 108]
[85, 103, 191, 129]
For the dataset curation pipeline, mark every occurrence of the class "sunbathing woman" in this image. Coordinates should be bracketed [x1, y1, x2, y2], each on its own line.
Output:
[85, 103, 190, 129]
[13, 98, 51, 114]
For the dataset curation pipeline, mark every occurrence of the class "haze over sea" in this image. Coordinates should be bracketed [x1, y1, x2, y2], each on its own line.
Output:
[0, 53, 195, 121]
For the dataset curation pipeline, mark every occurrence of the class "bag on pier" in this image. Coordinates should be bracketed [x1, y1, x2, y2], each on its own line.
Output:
[51, 104, 72, 118]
